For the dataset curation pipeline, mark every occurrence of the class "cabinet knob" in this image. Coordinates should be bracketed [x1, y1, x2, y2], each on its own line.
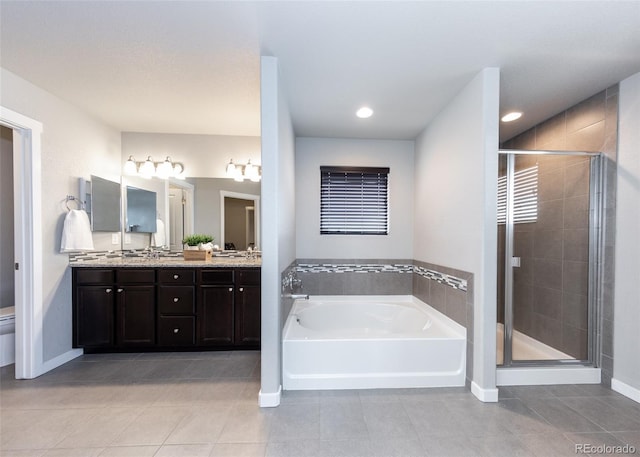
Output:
[239, 287, 244, 292]
[105, 288, 112, 293]
[173, 328, 180, 333]
[173, 297, 179, 303]
[173, 274, 180, 280]
[117, 288, 123, 293]
[228, 287, 233, 292]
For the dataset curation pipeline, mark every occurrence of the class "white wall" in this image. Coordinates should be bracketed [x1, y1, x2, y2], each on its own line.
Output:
[295, 137, 414, 259]
[613, 71, 640, 402]
[414, 68, 500, 401]
[259, 56, 296, 407]
[1, 68, 122, 362]
[121, 132, 260, 178]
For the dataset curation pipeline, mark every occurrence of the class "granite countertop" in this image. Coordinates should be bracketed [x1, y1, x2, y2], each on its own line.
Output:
[70, 255, 261, 268]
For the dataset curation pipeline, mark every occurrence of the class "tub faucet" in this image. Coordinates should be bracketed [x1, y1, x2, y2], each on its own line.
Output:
[285, 294, 309, 300]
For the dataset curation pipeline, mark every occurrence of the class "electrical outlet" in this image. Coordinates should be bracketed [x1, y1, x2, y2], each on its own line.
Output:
[111, 233, 120, 245]
[124, 234, 132, 244]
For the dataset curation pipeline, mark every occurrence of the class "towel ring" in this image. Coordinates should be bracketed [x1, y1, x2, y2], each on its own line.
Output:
[64, 195, 83, 211]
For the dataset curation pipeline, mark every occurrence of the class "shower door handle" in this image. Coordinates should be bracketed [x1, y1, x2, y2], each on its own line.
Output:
[511, 257, 521, 268]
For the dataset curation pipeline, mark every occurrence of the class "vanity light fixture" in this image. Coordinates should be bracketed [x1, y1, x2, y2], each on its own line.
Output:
[225, 158, 261, 182]
[501, 111, 523, 122]
[122, 156, 186, 180]
[356, 106, 374, 119]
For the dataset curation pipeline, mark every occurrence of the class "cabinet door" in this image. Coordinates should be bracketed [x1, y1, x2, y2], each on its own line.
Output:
[198, 286, 234, 345]
[235, 284, 261, 346]
[75, 286, 114, 348]
[116, 286, 156, 346]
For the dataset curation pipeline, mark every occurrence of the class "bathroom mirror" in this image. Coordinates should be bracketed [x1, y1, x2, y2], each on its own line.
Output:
[89, 175, 121, 232]
[125, 186, 157, 233]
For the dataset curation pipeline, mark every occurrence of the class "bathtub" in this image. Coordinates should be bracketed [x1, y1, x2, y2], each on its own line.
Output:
[282, 296, 466, 390]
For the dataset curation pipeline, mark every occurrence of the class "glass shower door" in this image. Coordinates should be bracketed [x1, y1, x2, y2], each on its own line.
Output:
[499, 150, 601, 366]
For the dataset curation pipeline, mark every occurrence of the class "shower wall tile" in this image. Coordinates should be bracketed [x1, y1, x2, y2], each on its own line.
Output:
[501, 85, 618, 379]
[533, 286, 562, 319]
[561, 325, 588, 360]
[533, 230, 563, 260]
[536, 112, 567, 147]
[564, 161, 590, 198]
[537, 200, 564, 230]
[563, 229, 589, 262]
[533, 259, 562, 290]
[562, 292, 589, 330]
[562, 261, 589, 296]
[537, 169, 564, 201]
[565, 90, 606, 133]
[567, 120, 606, 152]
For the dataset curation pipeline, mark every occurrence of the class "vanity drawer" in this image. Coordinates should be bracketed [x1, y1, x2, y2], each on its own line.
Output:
[158, 286, 195, 315]
[199, 269, 234, 285]
[75, 269, 114, 285]
[237, 269, 261, 285]
[158, 316, 195, 346]
[158, 269, 195, 285]
[116, 269, 155, 284]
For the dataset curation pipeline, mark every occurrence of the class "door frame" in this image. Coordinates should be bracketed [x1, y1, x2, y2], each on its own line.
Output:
[0, 106, 43, 379]
[497, 149, 602, 368]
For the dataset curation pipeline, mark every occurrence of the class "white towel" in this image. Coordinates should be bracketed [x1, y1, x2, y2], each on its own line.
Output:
[151, 219, 166, 247]
[60, 210, 94, 253]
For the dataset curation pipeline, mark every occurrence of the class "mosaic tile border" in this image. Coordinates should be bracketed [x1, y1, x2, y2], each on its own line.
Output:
[68, 250, 182, 264]
[295, 263, 467, 292]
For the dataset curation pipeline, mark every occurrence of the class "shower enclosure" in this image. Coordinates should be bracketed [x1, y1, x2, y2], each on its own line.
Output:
[497, 150, 602, 367]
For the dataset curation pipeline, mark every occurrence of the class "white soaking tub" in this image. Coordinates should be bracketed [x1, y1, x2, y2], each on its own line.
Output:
[282, 295, 466, 390]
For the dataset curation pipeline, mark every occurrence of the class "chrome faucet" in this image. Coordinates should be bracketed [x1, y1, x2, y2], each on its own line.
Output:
[284, 293, 309, 300]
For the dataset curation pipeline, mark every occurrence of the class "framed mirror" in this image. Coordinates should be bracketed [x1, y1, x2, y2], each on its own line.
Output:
[89, 175, 121, 232]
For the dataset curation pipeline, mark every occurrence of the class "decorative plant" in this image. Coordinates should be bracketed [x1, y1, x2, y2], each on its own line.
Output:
[182, 234, 214, 246]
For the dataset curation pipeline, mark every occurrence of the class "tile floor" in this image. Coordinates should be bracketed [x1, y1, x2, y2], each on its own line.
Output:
[1, 351, 640, 457]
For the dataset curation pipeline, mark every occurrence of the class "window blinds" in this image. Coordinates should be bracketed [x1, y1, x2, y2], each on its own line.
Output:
[497, 164, 539, 224]
[320, 166, 390, 235]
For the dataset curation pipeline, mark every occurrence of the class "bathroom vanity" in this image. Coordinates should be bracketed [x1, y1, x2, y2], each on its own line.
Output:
[71, 257, 260, 352]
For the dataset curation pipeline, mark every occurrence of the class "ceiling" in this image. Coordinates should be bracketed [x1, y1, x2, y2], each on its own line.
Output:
[1, 1, 639, 142]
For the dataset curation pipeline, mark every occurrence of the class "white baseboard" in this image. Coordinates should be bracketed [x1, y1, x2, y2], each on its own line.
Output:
[39, 348, 83, 376]
[471, 381, 499, 402]
[259, 386, 282, 407]
[612, 378, 640, 404]
[497, 366, 600, 386]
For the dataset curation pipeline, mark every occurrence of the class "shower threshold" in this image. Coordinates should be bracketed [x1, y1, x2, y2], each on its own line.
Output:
[496, 323, 573, 364]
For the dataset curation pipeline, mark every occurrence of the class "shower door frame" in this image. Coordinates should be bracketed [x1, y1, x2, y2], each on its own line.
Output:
[498, 149, 603, 368]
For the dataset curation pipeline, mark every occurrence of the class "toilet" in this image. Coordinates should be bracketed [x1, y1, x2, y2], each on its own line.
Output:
[0, 306, 15, 367]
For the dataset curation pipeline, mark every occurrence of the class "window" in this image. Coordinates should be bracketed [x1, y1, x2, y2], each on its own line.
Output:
[497, 164, 538, 224]
[320, 166, 389, 235]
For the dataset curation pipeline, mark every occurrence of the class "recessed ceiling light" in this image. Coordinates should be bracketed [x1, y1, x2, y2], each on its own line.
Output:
[356, 107, 373, 119]
[501, 111, 522, 122]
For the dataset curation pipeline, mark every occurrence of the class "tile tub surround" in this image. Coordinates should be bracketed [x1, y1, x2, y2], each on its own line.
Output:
[292, 259, 474, 385]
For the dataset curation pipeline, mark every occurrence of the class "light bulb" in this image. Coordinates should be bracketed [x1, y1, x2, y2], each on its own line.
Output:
[139, 156, 156, 178]
[156, 157, 173, 179]
[123, 156, 137, 175]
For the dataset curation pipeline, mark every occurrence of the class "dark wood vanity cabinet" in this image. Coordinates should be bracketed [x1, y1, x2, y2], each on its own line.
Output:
[157, 269, 196, 346]
[115, 269, 156, 347]
[198, 269, 235, 346]
[235, 269, 261, 346]
[74, 269, 115, 348]
[72, 266, 260, 351]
